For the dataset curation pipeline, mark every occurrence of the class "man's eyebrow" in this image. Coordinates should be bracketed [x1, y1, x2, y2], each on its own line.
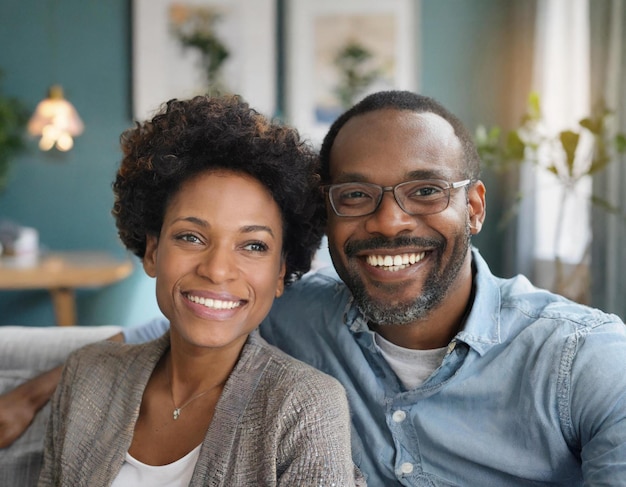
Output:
[331, 172, 368, 184]
[332, 170, 454, 184]
[406, 169, 453, 180]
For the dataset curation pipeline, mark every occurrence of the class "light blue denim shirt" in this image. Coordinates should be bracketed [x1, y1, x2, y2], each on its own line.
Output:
[125, 249, 626, 486]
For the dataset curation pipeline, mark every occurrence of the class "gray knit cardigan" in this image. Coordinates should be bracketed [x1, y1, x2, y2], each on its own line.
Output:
[38, 330, 361, 486]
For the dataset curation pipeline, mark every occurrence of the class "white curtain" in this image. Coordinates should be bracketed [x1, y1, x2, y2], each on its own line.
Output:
[517, 0, 591, 298]
[590, 0, 626, 319]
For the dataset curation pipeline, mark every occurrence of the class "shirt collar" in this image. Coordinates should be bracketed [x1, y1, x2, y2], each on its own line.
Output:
[455, 248, 502, 355]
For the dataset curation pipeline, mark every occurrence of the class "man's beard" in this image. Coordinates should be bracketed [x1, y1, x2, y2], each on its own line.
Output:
[339, 223, 471, 326]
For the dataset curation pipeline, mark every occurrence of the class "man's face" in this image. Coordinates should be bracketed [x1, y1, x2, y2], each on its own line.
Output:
[325, 109, 484, 327]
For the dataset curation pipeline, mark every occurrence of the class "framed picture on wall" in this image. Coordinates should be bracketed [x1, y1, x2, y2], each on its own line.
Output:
[284, 0, 419, 146]
[132, 0, 276, 121]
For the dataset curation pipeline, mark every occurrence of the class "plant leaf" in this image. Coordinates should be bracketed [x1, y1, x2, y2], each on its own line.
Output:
[505, 130, 526, 160]
[559, 130, 579, 176]
[579, 116, 602, 135]
[527, 91, 541, 120]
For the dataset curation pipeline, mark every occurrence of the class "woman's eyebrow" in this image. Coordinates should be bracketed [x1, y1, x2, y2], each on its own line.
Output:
[241, 225, 275, 238]
[173, 216, 208, 226]
[172, 218, 276, 239]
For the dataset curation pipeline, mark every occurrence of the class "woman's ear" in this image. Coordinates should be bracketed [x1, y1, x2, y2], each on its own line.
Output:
[275, 258, 287, 298]
[468, 180, 486, 235]
[143, 235, 159, 278]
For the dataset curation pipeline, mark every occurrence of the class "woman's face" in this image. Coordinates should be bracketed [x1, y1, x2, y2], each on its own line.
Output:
[143, 170, 286, 352]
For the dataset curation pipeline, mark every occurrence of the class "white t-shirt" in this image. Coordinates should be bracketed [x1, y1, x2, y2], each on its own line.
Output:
[375, 332, 448, 390]
[110, 444, 201, 487]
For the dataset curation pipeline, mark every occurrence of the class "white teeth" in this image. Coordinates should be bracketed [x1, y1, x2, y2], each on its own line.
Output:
[366, 252, 426, 270]
[187, 294, 241, 310]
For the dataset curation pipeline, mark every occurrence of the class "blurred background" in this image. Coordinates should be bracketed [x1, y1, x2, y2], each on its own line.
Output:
[0, 0, 624, 328]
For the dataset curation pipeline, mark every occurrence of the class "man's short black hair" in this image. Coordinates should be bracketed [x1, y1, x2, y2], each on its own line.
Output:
[319, 90, 481, 183]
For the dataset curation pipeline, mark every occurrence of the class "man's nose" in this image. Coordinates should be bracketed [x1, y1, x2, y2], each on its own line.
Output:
[363, 191, 418, 237]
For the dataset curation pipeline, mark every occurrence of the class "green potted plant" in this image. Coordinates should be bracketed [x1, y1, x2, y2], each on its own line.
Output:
[475, 92, 626, 303]
[0, 71, 28, 192]
[333, 40, 382, 109]
[169, 5, 230, 95]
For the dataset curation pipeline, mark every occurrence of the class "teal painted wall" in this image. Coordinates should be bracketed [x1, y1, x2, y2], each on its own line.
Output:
[0, 0, 161, 327]
[420, 0, 529, 277]
[0, 0, 518, 327]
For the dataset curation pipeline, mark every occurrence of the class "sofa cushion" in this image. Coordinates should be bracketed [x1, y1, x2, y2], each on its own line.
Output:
[0, 325, 121, 487]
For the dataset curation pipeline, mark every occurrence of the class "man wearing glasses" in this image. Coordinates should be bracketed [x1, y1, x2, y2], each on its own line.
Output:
[262, 91, 626, 485]
[3, 91, 626, 485]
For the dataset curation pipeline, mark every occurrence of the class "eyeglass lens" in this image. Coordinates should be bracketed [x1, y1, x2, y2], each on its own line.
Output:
[328, 179, 463, 217]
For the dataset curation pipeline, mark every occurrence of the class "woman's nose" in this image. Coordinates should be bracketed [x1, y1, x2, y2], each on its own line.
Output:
[196, 245, 238, 283]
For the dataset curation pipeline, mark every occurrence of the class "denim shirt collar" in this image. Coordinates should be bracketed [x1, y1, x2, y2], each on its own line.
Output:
[343, 247, 502, 356]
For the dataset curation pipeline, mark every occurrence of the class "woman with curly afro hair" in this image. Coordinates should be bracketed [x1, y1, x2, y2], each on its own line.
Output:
[39, 95, 363, 487]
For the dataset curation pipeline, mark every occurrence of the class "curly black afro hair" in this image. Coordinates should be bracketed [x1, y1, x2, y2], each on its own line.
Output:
[112, 95, 325, 286]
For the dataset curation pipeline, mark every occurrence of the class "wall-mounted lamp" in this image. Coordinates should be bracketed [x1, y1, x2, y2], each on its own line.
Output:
[27, 85, 84, 152]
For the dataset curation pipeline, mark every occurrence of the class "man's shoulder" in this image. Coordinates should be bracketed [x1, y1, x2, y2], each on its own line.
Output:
[275, 268, 348, 311]
[471, 249, 624, 349]
[497, 273, 623, 331]
[260, 270, 352, 355]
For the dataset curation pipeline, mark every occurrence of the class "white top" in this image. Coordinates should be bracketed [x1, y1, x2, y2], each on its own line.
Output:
[375, 332, 448, 390]
[110, 444, 202, 487]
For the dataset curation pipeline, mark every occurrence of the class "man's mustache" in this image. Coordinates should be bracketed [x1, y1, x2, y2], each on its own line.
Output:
[344, 236, 443, 257]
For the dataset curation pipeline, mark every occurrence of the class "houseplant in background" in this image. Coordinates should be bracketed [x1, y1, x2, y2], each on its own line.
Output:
[333, 40, 382, 109]
[475, 92, 626, 303]
[169, 4, 230, 95]
[0, 71, 28, 193]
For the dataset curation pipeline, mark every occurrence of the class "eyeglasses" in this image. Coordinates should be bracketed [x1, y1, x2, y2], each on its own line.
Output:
[324, 179, 472, 217]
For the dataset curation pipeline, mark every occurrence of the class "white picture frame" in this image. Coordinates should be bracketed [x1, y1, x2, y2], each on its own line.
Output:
[285, 0, 419, 146]
[132, 0, 277, 121]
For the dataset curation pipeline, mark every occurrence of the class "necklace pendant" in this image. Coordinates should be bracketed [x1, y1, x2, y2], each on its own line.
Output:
[173, 408, 181, 420]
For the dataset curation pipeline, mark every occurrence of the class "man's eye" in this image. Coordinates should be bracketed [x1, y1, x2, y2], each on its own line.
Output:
[338, 190, 374, 208]
[337, 186, 376, 206]
[409, 185, 444, 198]
[342, 190, 371, 200]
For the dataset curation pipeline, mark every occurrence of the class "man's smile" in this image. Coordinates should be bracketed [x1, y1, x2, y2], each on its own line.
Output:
[365, 251, 426, 272]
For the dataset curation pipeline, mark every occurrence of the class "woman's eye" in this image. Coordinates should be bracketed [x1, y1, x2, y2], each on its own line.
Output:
[176, 233, 201, 244]
[243, 241, 268, 252]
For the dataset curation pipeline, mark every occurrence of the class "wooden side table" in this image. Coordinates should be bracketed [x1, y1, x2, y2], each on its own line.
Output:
[0, 251, 134, 326]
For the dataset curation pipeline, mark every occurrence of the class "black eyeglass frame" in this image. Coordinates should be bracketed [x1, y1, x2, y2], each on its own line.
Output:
[323, 178, 473, 217]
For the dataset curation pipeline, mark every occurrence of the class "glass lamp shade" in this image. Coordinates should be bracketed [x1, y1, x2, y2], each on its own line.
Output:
[27, 85, 84, 151]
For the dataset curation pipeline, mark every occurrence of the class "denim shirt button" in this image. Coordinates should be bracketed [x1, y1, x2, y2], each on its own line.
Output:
[392, 410, 407, 423]
[400, 462, 414, 474]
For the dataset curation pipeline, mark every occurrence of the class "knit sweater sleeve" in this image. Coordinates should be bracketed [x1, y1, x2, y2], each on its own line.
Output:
[274, 371, 363, 486]
[37, 347, 77, 486]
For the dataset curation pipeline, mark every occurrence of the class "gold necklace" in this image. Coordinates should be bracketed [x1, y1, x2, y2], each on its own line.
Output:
[167, 361, 223, 421]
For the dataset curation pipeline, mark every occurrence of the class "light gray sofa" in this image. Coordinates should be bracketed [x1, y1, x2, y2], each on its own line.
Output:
[0, 325, 121, 486]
